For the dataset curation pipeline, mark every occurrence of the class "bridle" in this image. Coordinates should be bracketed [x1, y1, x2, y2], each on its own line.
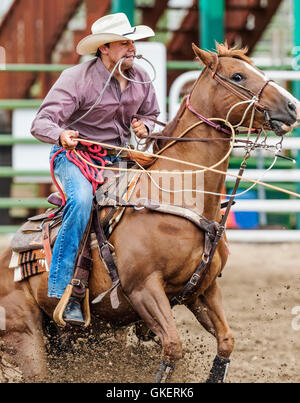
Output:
[136, 54, 274, 152]
[187, 53, 274, 130]
[208, 53, 272, 111]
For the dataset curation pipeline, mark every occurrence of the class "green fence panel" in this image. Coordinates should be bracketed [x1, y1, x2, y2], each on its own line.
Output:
[0, 135, 39, 145]
[0, 198, 51, 209]
[0, 226, 19, 234]
[0, 100, 42, 109]
[0, 167, 50, 178]
[3, 63, 72, 72]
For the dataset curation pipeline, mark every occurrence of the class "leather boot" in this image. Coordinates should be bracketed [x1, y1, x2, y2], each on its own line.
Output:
[62, 296, 85, 326]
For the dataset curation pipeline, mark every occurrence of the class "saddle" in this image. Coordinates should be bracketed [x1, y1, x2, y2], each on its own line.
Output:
[11, 161, 140, 245]
[10, 163, 141, 270]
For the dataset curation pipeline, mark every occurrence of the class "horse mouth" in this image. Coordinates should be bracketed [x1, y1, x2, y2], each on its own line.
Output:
[266, 118, 300, 136]
[268, 120, 289, 136]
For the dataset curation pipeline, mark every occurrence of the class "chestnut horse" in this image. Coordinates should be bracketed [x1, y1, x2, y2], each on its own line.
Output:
[0, 43, 299, 383]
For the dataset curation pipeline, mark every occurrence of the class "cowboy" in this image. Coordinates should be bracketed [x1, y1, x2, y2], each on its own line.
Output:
[31, 13, 160, 325]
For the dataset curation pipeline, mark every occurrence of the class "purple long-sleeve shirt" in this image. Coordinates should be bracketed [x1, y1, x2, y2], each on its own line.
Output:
[31, 57, 160, 147]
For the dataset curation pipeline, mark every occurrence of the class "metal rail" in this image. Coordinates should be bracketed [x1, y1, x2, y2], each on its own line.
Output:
[0, 62, 293, 72]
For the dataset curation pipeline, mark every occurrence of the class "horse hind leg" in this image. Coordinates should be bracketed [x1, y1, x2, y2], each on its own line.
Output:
[0, 293, 48, 380]
[187, 280, 234, 383]
[127, 275, 182, 382]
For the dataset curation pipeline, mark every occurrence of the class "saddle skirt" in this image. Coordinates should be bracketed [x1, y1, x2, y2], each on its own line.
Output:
[9, 167, 142, 282]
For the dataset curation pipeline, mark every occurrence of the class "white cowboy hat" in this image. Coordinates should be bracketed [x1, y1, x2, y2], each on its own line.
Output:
[76, 13, 155, 55]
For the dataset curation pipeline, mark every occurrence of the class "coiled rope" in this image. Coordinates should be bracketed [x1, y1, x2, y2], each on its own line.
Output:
[50, 142, 109, 206]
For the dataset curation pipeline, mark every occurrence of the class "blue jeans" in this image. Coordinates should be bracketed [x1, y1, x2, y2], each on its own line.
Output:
[48, 145, 119, 299]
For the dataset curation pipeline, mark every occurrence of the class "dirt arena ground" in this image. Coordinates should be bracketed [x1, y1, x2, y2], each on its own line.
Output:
[0, 235, 299, 383]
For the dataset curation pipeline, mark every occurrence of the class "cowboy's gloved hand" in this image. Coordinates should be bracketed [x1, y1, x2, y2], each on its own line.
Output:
[131, 118, 148, 139]
[59, 130, 79, 150]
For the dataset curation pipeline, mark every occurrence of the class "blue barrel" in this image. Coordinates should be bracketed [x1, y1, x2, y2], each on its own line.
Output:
[228, 189, 259, 229]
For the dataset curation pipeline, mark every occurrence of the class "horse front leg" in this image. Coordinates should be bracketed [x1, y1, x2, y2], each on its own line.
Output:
[187, 280, 234, 383]
[127, 273, 182, 383]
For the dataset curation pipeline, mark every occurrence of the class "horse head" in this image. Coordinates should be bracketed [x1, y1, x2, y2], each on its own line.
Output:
[192, 43, 300, 136]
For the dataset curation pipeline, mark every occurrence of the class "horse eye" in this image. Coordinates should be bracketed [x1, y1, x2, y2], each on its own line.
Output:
[231, 73, 244, 82]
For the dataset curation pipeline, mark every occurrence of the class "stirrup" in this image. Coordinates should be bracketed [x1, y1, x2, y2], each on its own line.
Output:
[63, 296, 85, 326]
[53, 284, 91, 328]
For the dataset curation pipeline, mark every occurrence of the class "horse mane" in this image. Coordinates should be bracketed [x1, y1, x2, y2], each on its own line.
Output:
[215, 42, 254, 66]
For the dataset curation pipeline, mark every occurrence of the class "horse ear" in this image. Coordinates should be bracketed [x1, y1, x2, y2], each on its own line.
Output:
[192, 43, 216, 69]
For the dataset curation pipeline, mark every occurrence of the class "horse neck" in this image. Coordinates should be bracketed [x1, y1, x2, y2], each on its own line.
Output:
[156, 96, 231, 221]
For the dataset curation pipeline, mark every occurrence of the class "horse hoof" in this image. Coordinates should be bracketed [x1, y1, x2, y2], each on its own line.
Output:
[154, 359, 175, 383]
[206, 355, 230, 383]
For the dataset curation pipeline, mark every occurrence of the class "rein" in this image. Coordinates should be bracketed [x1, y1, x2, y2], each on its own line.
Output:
[185, 95, 257, 137]
[134, 107, 260, 142]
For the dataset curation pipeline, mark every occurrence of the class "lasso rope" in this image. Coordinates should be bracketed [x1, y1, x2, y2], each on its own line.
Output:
[68, 138, 300, 199]
[50, 133, 300, 209]
[133, 154, 279, 199]
[63, 55, 156, 130]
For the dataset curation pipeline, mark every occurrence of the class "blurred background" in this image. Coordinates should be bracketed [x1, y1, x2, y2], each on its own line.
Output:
[0, 0, 300, 243]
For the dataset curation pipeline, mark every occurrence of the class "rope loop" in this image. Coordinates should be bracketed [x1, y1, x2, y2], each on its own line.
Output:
[50, 141, 109, 208]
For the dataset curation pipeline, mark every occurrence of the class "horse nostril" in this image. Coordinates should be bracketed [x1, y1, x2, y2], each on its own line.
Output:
[288, 101, 296, 113]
